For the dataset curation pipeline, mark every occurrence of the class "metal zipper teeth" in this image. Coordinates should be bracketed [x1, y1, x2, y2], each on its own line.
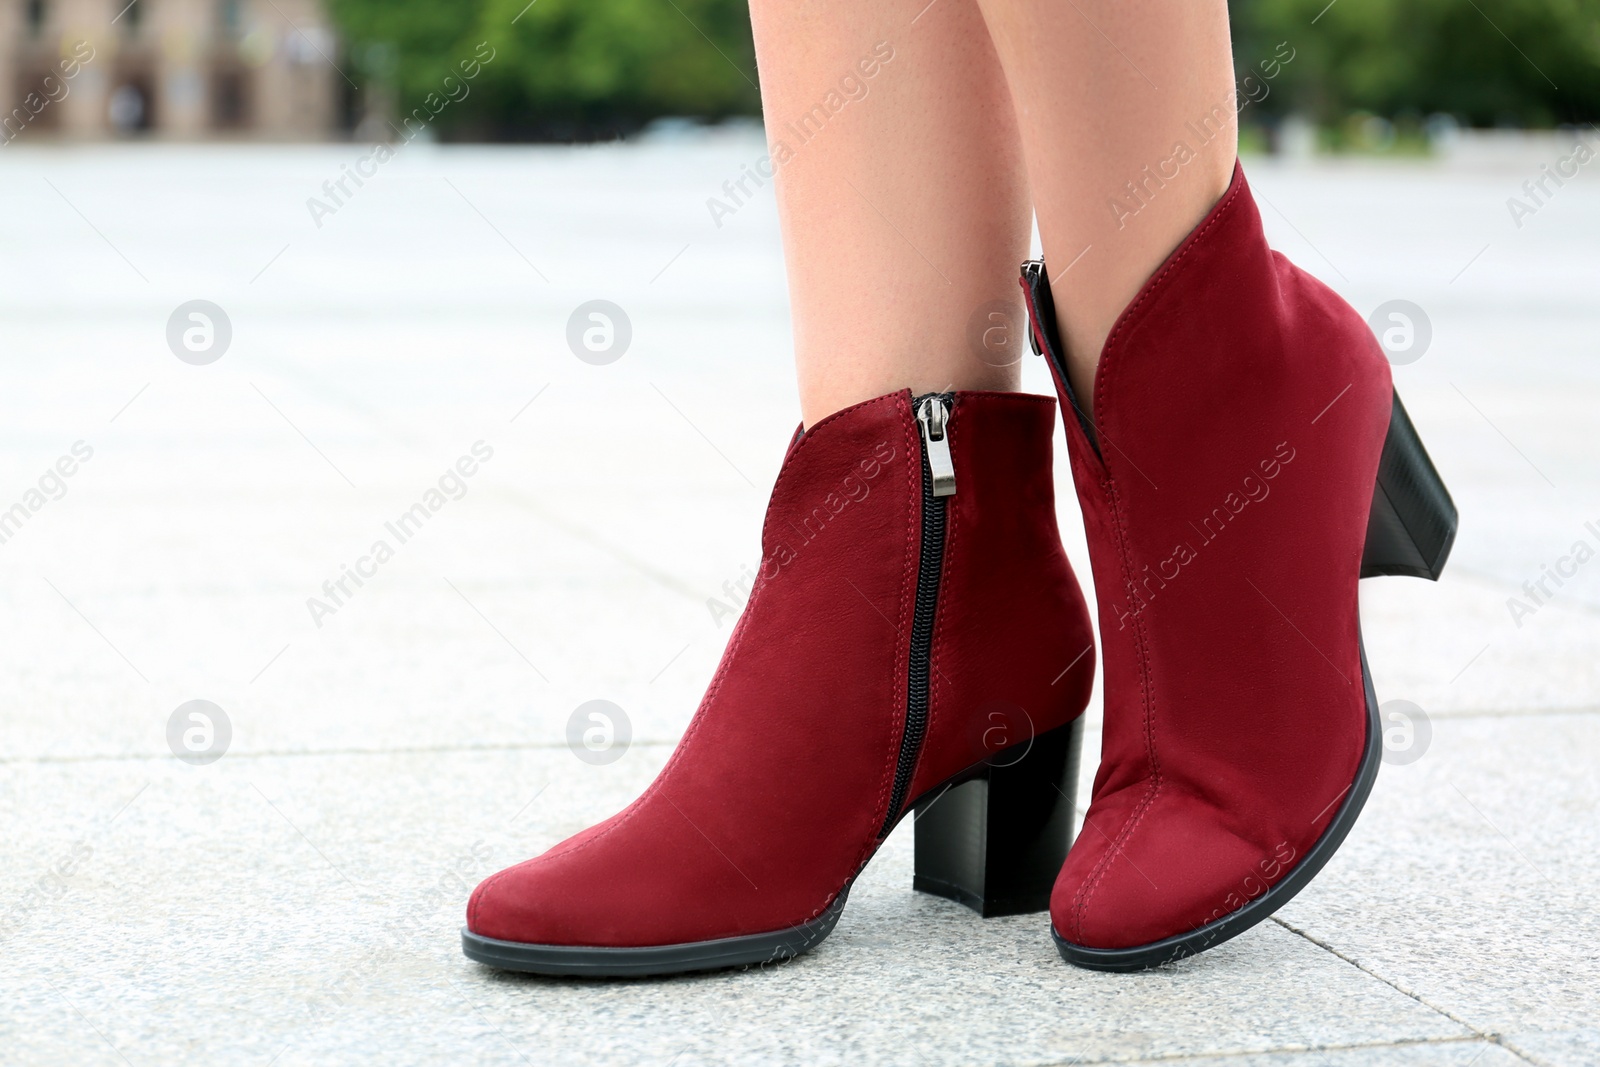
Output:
[879, 392, 952, 837]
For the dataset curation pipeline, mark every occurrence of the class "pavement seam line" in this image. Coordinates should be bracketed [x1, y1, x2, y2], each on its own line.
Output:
[1422, 705, 1600, 721]
[9, 700, 1600, 764]
[1494, 1036, 1564, 1067]
[1269, 915, 1544, 1065]
[1039, 1032, 1491, 1065]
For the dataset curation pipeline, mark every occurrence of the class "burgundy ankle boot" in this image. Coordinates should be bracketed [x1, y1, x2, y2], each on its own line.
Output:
[462, 389, 1096, 976]
[1021, 161, 1457, 970]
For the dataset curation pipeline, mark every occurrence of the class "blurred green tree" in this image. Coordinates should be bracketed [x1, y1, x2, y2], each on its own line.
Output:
[329, 0, 760, 139]
[1231, 0, 1600, 126]
[328, 0, 1599, 139]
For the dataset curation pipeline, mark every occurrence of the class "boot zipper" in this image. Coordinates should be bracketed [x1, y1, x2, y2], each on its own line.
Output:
[919, 395, 957, 498]
[1022, 259, 1047, 358]
[1022, 257, 1101, 457]
[881, 393, 955, 836]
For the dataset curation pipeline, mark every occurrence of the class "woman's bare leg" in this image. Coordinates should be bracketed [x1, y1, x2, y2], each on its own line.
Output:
[972, 0, 1237, 413]
[748, 0, 1032, 427]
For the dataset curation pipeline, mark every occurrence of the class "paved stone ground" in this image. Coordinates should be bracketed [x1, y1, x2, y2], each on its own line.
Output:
[0, 134, 1596, 1066]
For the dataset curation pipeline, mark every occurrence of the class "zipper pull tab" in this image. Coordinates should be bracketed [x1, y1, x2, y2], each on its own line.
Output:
[1022, 259, 1045, 357]
[917, 396, 957, 498]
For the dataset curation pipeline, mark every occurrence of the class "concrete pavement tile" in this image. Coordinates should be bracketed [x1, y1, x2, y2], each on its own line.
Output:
[1122, 1041, 1527, 1066]
[1274, 711, 1600, 1036]
[0, 748, 1468, 1067]
[3, 142, 1596, 1065]
[1502, 1028, 1600, 1067]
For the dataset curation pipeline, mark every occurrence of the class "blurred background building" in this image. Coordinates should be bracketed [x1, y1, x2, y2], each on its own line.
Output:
[0, 0, 337, 140]
[0, 0, 1594, 145]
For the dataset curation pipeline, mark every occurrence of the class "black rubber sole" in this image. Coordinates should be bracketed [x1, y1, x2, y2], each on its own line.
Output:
[460, 891, 849, 978]
[458, 724, 1083, 978]
[1051, 639, 1381, 972]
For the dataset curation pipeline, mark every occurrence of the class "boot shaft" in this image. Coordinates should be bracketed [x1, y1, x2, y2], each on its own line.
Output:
[753, 389, 1095, 817]
[1022, 162, 1391, 836]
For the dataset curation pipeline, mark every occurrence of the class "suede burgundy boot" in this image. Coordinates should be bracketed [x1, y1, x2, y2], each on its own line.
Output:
[1020, 161, 1457, 970]
[463, 389, 1096, 976]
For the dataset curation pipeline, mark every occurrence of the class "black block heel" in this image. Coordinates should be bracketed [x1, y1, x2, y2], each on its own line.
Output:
[911, 719, 1084, 917]
[1361, 392, 1458, 581]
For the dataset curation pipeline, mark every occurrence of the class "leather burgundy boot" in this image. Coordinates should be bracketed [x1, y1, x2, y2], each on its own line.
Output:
[462, 389, 1096, 976]
[1020, 161, 1457, 970]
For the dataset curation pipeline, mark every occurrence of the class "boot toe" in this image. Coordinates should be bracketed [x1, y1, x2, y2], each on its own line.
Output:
[467, 860, 560, 945]
[1052, 787, 1296, 951]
